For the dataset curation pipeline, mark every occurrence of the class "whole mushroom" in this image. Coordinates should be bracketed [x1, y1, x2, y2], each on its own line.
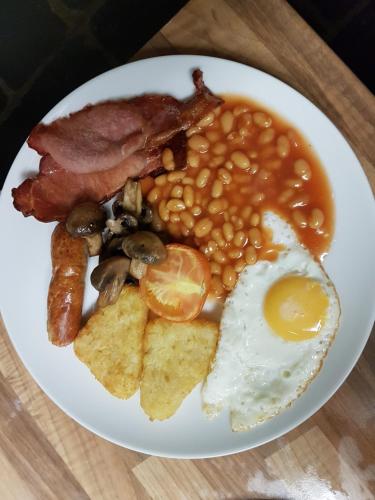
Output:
[122, 231, 167, 264]
[66, 202, 106, 256]
[90, 256, 130, 307]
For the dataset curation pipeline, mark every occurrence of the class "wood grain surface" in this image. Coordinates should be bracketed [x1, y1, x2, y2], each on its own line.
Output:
[1, 0, 374, 498]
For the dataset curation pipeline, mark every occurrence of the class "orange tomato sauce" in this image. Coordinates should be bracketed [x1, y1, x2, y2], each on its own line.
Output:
[141, 96, 334, 297]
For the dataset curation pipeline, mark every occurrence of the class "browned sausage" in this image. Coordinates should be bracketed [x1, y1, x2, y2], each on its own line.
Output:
[47, 223, 88, 346]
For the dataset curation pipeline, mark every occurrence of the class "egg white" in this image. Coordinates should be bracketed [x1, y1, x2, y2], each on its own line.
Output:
[202, 212, 341, 431]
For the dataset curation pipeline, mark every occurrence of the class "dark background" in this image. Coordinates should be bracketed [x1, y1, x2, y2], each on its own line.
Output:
[1, 0, 374, 188]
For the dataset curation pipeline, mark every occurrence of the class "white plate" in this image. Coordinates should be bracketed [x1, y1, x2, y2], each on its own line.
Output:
[1, 55, 374, 459]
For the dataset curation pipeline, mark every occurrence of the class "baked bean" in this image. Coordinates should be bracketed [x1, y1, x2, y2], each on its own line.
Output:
[182, 177, 195, 185]
[210, 276, 225, 298]
[231, 150, 250, 170]
[183, 185, 194, 208]
[191, 206, 202, 216]
[249, 227, 262, 248]
[251, 192, 265, 204]
[278, 189, 294, 204]
[241, 206, 253, 219]
[208, 198, 227, 215]
[240, 186, 252, 195]
[238, 112, 253, 128]
[224, 160, 234, 170]
[211, 179, 224, 198]
[197, 112, 214, 128]
[167, 222, 181, 238]
[217, 168, 232, 184]
[187, 150, 200, 168]
[250, 213, 260, 226]
[229, 206, 238, 215]
[213, 142, 227, 155]
[287, 129, 299, 147]
[208, 156, 225, 168]
[264, 159, 282, 170]
[200, 244, 213, 257]
[213, 250, 228, 264]
[239, 127, 249, 137]
[258, 168, 272, 181]
[294, 159, 312, 181]
[309, 208, 325, 229]
[292, 209, 308, 228]
[276, 135, 290, 158]
[162, 147, 175, 171]
[207, 240, 218, 254]
[206, 130, 221, 142]
[181, 225, 191, 237]
[233, 105, 249, 116]
[220, 110, 234, 134]
[196, 168, 211, 188]
[180, 210, 194, 229]
[168, 171, 186, 183]
[158, 200, 170, 222]
[211, 228, 226, 248]
[234, 230, 247, 247]
[249, 163, 259, 174]
[245, 246, 257, 264]
[223, 222, 234, 242]
[223, 211, 230, 222]
[210, 262, 222, 275]
[154, 174, 167, 186]
[253, 111, 272, 128]
[166, 199, 186, 212]
[285, 177, 303, 188]
[228, 248, 244, 259]
[248, 150, 258, 159]
[170, 213, 180, 223]
[194, 218, 213, 238]
[170, 184, 183, 198]
[195, 192, 203, 205]
[186, 126, 201, 138]
[258, 128, 275, 145]
[288, 193, 309, 208]
[234, 258, 247, 273]
[147, 186, 161, 203]
[232, 216, 244, 230]
[222, 265, 237, 290]
[213, 106, 222, 116]
[188, 134, 210, 153]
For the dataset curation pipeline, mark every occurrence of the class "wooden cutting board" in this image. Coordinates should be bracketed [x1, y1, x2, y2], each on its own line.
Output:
[1, 0, 374, 498]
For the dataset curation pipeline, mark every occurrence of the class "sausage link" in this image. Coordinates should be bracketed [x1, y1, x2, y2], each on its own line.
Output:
[47, 223, 87, 346]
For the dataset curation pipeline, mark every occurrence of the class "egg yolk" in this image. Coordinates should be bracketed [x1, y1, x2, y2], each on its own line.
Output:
[264, 275, 329, 341]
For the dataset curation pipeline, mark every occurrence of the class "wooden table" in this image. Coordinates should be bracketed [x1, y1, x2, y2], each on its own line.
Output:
[1, 0, 374, 498]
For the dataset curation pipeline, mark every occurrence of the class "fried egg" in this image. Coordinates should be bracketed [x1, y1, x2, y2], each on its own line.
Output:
[202, 212, 340, 431]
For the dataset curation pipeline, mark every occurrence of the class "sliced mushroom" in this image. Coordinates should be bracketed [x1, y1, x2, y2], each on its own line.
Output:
[106, 212, 138, 235]
[122, 179, 142, 216]
[129, 258, 148, 280]
[122, 231, 167, 264]
[91, 256, 130, 307]
[66, 202, 106, 237]
[85, 232, 103, 256]
[139, 202, 153, 226]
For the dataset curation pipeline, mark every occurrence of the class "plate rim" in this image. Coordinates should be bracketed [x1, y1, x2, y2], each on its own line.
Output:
[1, 54, 375, 459]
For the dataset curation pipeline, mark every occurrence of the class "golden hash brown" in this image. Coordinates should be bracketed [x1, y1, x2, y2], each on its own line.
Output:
[74, 286, 148, 399]
[140, 318, 219, 420]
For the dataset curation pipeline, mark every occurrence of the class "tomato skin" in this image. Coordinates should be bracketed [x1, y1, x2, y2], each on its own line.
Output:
[140, 244, 211, 321]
